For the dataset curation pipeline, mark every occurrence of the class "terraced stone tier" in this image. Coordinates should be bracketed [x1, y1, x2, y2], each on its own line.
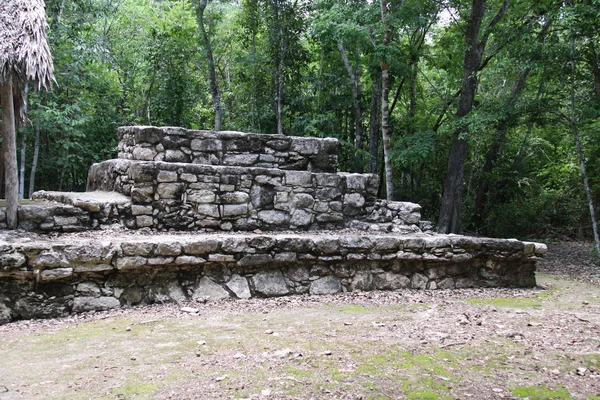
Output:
[0, 231, 546, 324]
[86, 159, 422, 232]
[118, 126, 339, 172]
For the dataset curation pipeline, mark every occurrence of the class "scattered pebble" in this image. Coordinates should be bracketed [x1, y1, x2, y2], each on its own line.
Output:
[577, 367, 588, 376]
[215, 375, 228, 382]
[265, 329, 274, 335]
[130, 356, 136, 361]
[181, 307, 199, 313]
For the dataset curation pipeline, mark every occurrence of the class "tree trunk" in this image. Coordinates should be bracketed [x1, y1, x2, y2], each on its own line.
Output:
[337, 40, 364, 173]
[437, 0, 487, 234]
[588, 41, 600, 100]
[1, 81, 19, 229]
[28, 117, 40, 198]
[380, 0, 397, 200]
[193, 0, 221, 131]
[19, 130, 26, 200]
[368, 72, 381, 175]
[571, 35, 600, 252]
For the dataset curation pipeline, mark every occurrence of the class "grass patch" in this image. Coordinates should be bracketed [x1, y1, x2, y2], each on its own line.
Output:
[509, 385, 573, 399]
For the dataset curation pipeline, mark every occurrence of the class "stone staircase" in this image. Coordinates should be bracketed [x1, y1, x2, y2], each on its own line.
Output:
[0, 126, 546, 324]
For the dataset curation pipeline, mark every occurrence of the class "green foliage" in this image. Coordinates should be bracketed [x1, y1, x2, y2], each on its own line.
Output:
[13, 0, 598, 241]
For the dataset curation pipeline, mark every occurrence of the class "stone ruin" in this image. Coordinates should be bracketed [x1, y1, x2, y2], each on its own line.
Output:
[0, 126, 546, 324]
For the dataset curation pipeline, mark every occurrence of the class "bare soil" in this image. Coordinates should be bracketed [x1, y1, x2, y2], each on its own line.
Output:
[1, 241, 599, 400]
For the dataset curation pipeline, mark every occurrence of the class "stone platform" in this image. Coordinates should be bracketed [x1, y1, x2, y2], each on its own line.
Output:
[0, 230, 545, 324]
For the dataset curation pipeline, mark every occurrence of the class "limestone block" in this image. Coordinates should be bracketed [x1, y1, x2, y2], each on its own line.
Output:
[310, 276, 341, 295]
[180, 173, 198, 183]
[222, 204, 248, 217]
[258, 210, 289, 225]
[183, 239, 219, 254]
[132, 146, 157, 161]
[248, 236, 277, 251]
[157, 170, 178, 182]
[174, 255, 206, 265]
[208, 254, 235, 262]
[344, 174, 366, 192]
[223, 154, 258, 166]
[226, 274, 251, 299]
[147, 257, 175, 265]
[164, 149, 187, 162]
[252, 270, 290, 297]
[290, 210, 312, 227]
[116, 256, 147, 270]
[155, 242, 182, 256]
[220, 237, 247, 253]
[129, 163, 156, 183]
[122, 242, 155, 256]
[373, 272, 410, 290]
[315, 187, 341, 201]
[0, 252, 26, 268]
[315, 174, 341, 188]
[285, 265, 309, 282]
[188, 189, 216, 204]
[131, 205, 153, 215]
[291, 138, 319, 155]
[250, 185, 276, 208]
[313, 237, 339, 254]
[274, 252, 297, 263]
[30, 251, 67, 268]
[39, 267, 73, 281]
[266, 139, 290, 151]
[157, 183, 184, 199]
[196, 204, 219, 218]
[351, 272, 373, 291]
[437, 277, 455, 289]
[344, 193, 365, 209]
[131, 186, 154, 203]
[191, 138, 222, 152]
[411, 273, 428, 289]
[73, 296, 120, 313]
[55, 216, 79, 226]
[148, 281, 187, 303]
[193, 277, 230, 301]
[285, 171, 312, 186]
[340, 236, 373, 250]
[221, 192, 250, 204]
[76, 282, 102, 297]
[136, 215, 153, 228]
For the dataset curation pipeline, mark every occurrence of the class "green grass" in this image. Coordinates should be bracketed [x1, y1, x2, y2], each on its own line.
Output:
[509, 385, 573, 399]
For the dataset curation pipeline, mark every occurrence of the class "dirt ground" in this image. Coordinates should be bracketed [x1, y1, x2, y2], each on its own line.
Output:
[1, 241, 599, 400]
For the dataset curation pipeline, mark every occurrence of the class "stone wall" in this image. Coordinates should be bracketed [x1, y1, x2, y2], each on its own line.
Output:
[0, 232, 546, 324]
[118, 126, 339, 173]
[86, 159, 422, 232]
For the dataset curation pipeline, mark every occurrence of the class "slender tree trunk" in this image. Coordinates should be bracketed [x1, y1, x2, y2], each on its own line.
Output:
[588, 42, 600, 100]
[380, 0, 398, 200]
[193, 0, 221, 131]
[437, 0, 487, 234]
[337, 40, 364, 172]
[28, 117, 40, 198]
[19, 131, 26, 200]
[571, 35, 600, 252]
[368, 72, 381, 175]
[1, 81, 19, 229]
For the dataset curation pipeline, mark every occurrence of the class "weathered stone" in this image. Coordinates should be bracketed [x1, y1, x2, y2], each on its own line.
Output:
[285, 171, 312, 186]
[223, 154, 258, 166]
[221, 192, 250, 204]
[122, 242, 154, 256]
[196, 204, 219, 217]
[208, 254, 235, 262]
[222, 204, 248, 217]
[164, 149, 187, 162]
[73, 296, 120, 313]
[116, 256, 147, 270]
[155, 242, 182, 256]
[30, 251, 67, 268]
[258, 210, 289, 225]
[39, 267, 73, 281]
[373, 272, 410, 290]
[193, 277, 230, 301]
[136, 215, 153, 228]
[285, 265, 309, 282]
[148, 282, 187, 303]
[132, 146, 157, 161]
[411, 273, 428, 289]
[252, 270, 290, 297]
[188, 189, 216, 204]
[191, 138, 222, 152]
[248, 236, 277, 251]
[351, 272, 373, 291]
[310, 276, 341, 295]
[157, 183, 184, 199]
[290, 210, 312, 227]
[76, 282, 102, 297]
[157, 170, 178, 182]
[0, 252, 26, 268]
[174, 255, 206, 265]
[226, 274, 251, 299]
[131, 186, 154, 203]
[131, 205, 153, 215]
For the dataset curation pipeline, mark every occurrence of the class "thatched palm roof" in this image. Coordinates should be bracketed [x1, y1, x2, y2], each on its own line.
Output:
[0, 0, 54, 123]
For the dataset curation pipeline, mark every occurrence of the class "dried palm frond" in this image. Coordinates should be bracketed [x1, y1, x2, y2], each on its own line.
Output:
[0, 0, 54, 124]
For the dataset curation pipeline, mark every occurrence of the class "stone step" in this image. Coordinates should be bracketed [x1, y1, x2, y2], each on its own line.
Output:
[0, 230, 546, 324]
[118, 126, 339, 172]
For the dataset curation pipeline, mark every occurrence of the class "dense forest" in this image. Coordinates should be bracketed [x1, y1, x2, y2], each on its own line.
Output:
[11, 0, 600, 241]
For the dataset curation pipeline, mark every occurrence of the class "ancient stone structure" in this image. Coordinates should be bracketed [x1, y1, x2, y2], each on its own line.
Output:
[0, 126, 546, 324]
